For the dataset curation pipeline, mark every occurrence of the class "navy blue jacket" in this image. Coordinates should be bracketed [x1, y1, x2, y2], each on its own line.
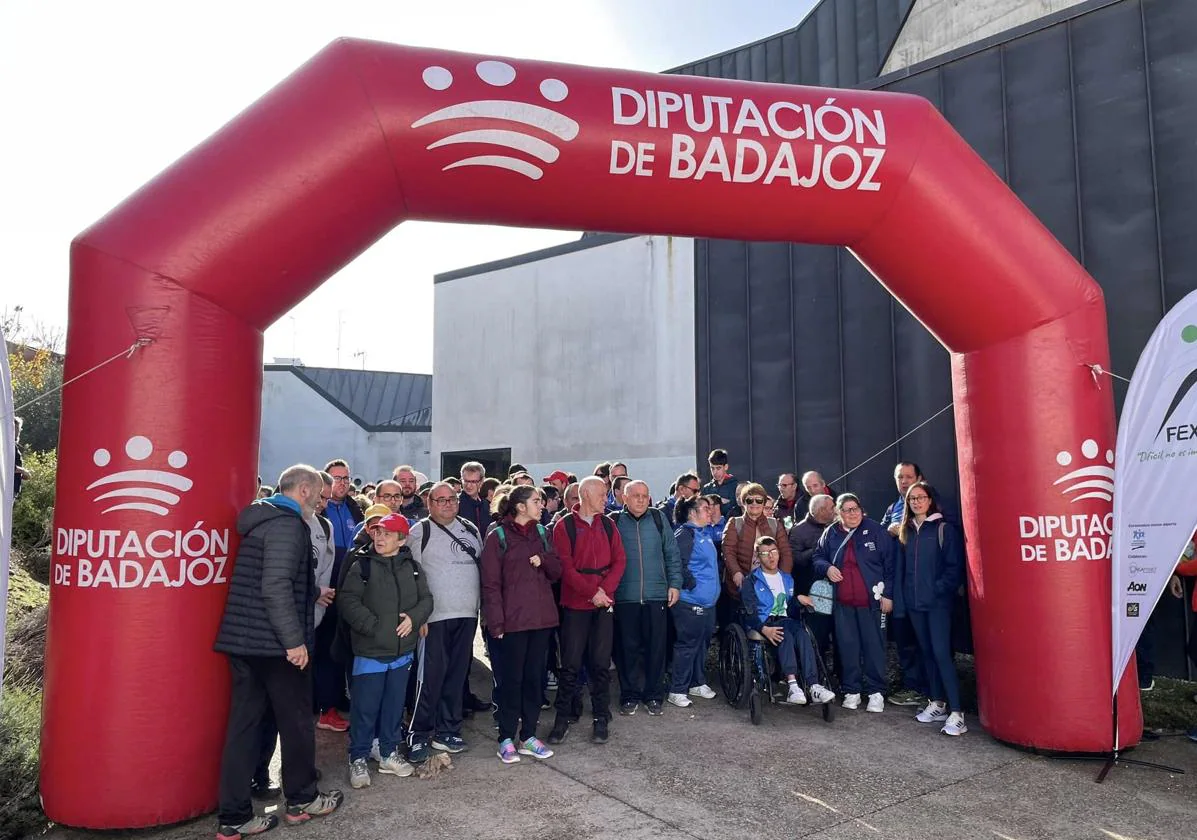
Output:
[811, 518, 895, 610]
[894, 514, 964, 615]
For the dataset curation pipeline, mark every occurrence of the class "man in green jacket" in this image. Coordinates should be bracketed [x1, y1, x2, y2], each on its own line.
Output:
[613, 481, 682, 716]
[336, 514, 434, 790]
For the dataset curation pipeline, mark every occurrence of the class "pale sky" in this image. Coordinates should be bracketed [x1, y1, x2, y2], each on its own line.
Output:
[0, 0, 817, 373]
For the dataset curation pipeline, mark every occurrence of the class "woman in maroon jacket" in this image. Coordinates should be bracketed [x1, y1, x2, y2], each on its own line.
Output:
[481, 485, 563, 764]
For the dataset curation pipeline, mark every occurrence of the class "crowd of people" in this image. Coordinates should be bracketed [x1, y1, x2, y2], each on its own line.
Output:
[213, 449, 992, 838]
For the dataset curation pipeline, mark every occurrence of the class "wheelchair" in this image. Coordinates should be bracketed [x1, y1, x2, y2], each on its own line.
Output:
[719, 608, 836, 726]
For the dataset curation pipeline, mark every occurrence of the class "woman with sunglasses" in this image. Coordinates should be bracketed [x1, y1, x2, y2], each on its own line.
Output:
[480, 485, 563, 764]
[721, 483, 793, 599]
[895, 482, 967, 736]
[812, 493, 894, 713]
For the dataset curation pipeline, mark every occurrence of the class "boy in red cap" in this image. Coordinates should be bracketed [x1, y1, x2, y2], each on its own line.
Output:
[336, 514, 434, 790]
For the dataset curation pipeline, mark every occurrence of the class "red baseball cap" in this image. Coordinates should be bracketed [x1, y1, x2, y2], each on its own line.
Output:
[543, 470, 569, 484]
[371, 514, 410, 536]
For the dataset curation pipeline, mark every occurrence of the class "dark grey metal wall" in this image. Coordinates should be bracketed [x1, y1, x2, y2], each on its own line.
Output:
[682, 0, 1197, 676]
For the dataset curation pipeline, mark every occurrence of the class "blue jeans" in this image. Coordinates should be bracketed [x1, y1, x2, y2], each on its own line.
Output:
[670, 602, 716, 693]
[348, 663, 411, 762]
[908, 607, 961, 711]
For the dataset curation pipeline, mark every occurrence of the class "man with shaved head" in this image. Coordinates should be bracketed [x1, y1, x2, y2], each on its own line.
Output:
[612, 480, 682, 716]
[548, 476, 626, 745]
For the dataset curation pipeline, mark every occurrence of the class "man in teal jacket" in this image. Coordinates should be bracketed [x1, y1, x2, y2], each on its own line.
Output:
[613, 481, 682, 716]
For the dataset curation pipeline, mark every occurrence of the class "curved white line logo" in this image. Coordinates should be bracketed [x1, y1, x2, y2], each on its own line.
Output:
[1053, 439, 1115, 503]
[412, 60, 579, 180]
[87, 436, 193, 516]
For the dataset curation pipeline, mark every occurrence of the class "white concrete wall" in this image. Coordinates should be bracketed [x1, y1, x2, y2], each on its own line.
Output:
[432, 235, 697, 500]
[258, 370, 430, 487]
[882, 0, 1089, 73]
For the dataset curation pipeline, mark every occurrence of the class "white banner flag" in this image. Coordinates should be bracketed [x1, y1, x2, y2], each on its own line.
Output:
[1, 330, 13, 688]
[1112, 289, 1197, 694]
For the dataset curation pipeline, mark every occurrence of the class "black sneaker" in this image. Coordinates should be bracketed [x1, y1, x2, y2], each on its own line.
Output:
[644, 700, 663, 716]
[250, 779, 281, 801]
[547, 715, 570, 745]
[619, 701, 638, 716]
[407, 740, 430, 764]
[592, 718, 609, 744]
[465, 694, 493, 712]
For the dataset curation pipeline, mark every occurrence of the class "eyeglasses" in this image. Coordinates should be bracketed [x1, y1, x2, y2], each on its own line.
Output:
[331, 475, 351, 483]
[430, 496, 458, 505]
[755, 549, 778, 557]
[906, 495, 930, 504]
[463, 478, 483, 485]
[839, 506, 862, 514]
[745, 497, 765, 505]
[378, 493, 402, 501]
[777, 482, 795, 488]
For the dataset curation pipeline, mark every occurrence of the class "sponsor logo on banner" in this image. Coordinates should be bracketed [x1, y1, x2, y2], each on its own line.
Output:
[1019, 439, 1113, 563]
[412, 61, 578, 181]
[54, 436, 228, 590]
[1126, 603, 1140, 618]
[411, 60, 890, 191]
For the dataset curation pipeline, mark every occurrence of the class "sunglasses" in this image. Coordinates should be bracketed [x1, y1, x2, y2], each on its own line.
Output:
[745, 497, 766, 505]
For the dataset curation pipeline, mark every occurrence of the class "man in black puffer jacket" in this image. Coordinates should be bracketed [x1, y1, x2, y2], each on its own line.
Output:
[214, 465, 344, 838]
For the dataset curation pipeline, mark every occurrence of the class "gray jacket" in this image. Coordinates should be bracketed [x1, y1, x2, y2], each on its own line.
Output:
[308, 512, 335, 627]
[215, 499, 315, 657]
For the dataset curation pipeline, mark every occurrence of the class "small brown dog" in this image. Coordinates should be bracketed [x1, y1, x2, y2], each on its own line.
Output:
[415, 752, 453, 779]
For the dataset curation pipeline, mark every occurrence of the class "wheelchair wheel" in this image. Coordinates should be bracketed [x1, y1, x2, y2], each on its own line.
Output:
[719, 623, 752, 710]
[749, 690, 763, 725]
[822, 699, 835, 722]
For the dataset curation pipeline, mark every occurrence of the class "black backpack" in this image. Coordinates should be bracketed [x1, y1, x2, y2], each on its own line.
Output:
[330, 546, 371, 665]
[420, 516, 483, 559]
[561, 511, 616, 553]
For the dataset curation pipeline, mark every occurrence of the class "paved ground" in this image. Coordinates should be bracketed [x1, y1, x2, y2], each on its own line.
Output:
[48, 662, 1197, 840]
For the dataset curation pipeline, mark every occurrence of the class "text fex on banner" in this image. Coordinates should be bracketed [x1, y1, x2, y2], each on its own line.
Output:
[1112, 289, 1197, 693]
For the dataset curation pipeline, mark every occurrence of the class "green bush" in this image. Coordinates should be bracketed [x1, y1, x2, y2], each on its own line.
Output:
[0, 684, 45, 840]
[12, 449, 55, 559]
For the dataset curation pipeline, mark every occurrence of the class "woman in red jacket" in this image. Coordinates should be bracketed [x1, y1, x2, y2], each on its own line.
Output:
[481, 485, 563, 764]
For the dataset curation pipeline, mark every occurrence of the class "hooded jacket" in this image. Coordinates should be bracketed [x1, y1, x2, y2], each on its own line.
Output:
[553, 511, 627, 611]
[811, 517, 895, 612]
[675, 522, 719, 608]
[337, 544, 434, 660]
[481, 517, 563, 636]
[740, 566, 796, 631]
[613, 507, 682, 603]
[215, 496, 315, 657]
[894, 514, 964, 614]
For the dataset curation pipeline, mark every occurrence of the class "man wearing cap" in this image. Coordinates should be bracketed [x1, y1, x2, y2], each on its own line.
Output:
[544, 470, 569, 495]
[406, 482, 483, 762]
[459, 462, 491, 536]
[393, 465, 428, 522]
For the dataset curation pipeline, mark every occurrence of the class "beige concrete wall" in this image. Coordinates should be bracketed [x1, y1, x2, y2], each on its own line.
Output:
[882, 0, 1090, 73]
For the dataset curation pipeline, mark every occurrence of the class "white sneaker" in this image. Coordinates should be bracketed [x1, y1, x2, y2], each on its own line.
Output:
[688, 684, 717, 699]
[369, 738, 382, 763]
[667, 692, 693, 708]
[842, 693, 861, 710]
[916, 700, 949, 723]
[941, 711, 968, 736]
[349, 758, 371, 789]
[866, 693, 885, 713]
[809, 684, 836, 704]
[786, 683, 808, 705]
[377, 750, 415, 777]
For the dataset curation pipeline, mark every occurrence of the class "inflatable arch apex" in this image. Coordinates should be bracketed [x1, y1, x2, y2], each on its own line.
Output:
[44, 39, 1139, 827]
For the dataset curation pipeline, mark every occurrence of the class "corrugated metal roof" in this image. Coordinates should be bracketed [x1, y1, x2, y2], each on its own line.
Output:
[266, 365, 432, 431]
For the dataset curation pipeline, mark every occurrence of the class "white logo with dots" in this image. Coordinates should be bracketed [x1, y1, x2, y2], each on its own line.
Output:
[412, 60, 578, 180]
[1053, 439, 1115, 503]
[87, 436, 194, 516]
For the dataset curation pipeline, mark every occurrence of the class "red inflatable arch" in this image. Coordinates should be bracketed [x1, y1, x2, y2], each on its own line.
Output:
[44, 39, 1140, 827]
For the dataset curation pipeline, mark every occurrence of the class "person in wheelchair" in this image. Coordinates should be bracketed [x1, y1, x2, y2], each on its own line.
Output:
[739, 536, 836, 706]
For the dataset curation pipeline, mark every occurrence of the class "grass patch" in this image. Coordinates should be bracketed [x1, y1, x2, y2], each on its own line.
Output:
[0, 683, 45, 840]
[1141, 676, 1197, 732]
[6, 561, 49, 623]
